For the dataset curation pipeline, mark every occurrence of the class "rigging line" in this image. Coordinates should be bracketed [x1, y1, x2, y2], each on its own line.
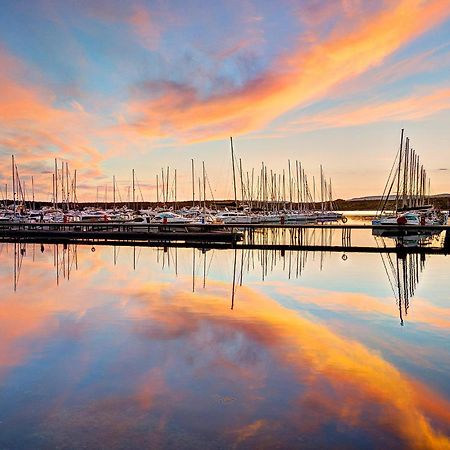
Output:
[135, 176, 145, 203]
[205, 169, 217, 208]
[377, 147, 400, 216]
[375, 237, 398, 302]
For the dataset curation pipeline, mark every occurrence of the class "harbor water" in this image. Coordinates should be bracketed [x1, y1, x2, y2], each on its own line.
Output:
[0, 225, 449, 449]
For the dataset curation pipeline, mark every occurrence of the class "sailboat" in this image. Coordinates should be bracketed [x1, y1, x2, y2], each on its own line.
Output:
[372, 129, 448, 229]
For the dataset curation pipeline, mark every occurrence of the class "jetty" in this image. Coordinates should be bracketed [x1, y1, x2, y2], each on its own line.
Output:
[1, 221, 449, 253]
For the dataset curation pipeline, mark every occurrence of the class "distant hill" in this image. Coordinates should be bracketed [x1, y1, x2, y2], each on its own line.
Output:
[336, 194, 450, 211]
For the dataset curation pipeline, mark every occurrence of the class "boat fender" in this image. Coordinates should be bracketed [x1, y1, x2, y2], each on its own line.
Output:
[397, 216, 407, 225]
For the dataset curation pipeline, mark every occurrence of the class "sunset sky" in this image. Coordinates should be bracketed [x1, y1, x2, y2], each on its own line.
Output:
[1, 0, 450, 201]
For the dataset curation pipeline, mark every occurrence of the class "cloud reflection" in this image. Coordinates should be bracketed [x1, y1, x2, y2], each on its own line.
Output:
[0, 246, 449, 448]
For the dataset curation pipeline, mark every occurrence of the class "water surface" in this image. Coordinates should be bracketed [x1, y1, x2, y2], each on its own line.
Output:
[0, 229, 449, 449]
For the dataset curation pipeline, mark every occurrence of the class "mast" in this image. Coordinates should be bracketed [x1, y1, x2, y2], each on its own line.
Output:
[161, 168, 165, 204]
[54, 158, 58, 209]
[402, 137, 409, 208]
[202, 161, 206, 214]
[132, 169, 136, 210]
[296, 160, 300, 211]
[395, 129, 404, 212]
[156, 174, 159, 205]
[166, 166, 169, 206]
[12, 155, 16, 215]
[74, 169, 77, 207]
[191, 159, 195, 208]
[239, 158, 244, 205]
[52, 174, 55, 209]
[31, 176, 35, 211]
[230, 137, 238, 209]
[320, 165, 324, 212]
[61, 161, 65, 211]
[174, 168, 177, 211]
[66, 162, 69, 210]
[288, 160, 292, 211]
[113, 175, 116, 210]
[313, 176, 316, 210]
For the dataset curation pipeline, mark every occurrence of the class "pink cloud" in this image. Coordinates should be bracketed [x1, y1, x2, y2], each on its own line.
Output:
[122, 0, 450, 143]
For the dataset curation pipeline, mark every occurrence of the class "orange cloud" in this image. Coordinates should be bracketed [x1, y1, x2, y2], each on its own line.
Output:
[288, 87, 450, 131]
[126, 0, 450, 142]
[0, 47, 107, 196]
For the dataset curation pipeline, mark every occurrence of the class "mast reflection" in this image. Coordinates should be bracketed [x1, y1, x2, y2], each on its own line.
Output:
[2, 227, 439, 327]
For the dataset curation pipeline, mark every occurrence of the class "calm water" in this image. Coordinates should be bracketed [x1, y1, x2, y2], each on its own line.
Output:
[1, 227, 449, 449]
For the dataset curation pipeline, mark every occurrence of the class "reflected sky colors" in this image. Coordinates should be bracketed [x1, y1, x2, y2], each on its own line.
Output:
[0, 235, 449, 449]
[1, 0, 450, 199]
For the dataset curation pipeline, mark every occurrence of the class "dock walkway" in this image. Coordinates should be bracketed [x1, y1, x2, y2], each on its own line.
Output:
[0, 221, 449, 253]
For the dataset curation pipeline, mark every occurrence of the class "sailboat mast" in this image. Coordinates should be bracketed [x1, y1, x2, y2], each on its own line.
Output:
[230, 137, 238, 209]
[132, 169, 136, 210]
[74, 169, 77, 207]
[239, 158, 244, 205]
[202, 161, 206, 214]
[395, 129, 404, 212]
[113, 175, 116, 210]
[12, 155, 16, 215]
[296, 160, 300, 211]
[31, 176, 35, 210]
[156, 174, 159, 204]
[54, 158, 58, 209]
[402, 137, 409, 208]
[191, 159, 195, 208]
[174, 168, 177, 210]
[288, 160, 292, 211]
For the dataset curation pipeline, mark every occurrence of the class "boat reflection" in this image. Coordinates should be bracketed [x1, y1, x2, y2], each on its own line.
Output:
[0, 240, 449, 449]
[376, 239, 426, 326]
[2, 232, 440, 328]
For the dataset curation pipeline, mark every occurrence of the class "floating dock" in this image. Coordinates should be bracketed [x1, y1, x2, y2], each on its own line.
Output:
[0, 221, 449, 253]
[0, 222, 243, 243]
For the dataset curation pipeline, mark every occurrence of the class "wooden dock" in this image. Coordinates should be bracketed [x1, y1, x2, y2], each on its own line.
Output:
[0, 236, 448, 255]
[0, 222, 243, 243]
[0, 221, 448, 254]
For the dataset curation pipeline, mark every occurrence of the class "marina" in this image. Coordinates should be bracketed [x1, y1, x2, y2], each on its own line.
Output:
[1, 221, 449, 249]
[2, 1, 450, 448]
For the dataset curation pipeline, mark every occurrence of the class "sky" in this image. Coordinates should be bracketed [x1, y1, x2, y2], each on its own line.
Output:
[0, 0, 450, 202]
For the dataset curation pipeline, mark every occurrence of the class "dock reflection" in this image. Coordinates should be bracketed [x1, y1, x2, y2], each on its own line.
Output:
[2, 230, 443, 328]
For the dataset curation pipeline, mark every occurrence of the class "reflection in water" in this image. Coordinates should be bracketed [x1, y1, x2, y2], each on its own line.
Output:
[0, 239, 449, 449]
[376, 237, 427, 326]
[4, 238, 433, 326]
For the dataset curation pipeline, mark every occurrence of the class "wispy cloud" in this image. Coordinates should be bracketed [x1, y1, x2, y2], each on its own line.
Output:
[0, 47, 106, 194]
[124, 0, 450, 142]
[286, 86, 450, 132]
